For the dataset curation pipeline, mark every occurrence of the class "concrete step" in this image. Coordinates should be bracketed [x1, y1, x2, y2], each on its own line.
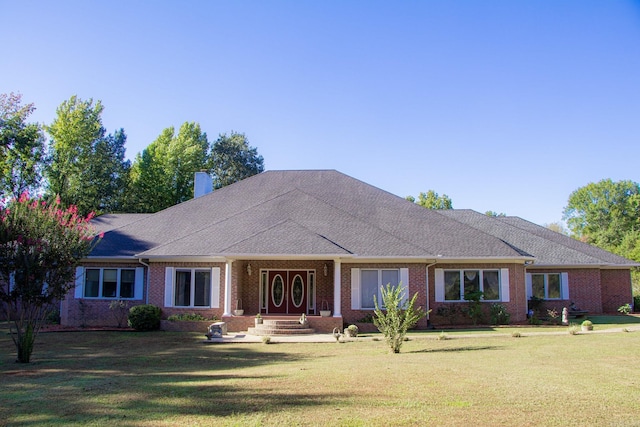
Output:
[247, 326, 316, 336]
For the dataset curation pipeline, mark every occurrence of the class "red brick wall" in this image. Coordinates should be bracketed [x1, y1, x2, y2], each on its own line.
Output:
[340, 263, 429, 329]
[600, 269, 633, 313]
[61, 261, 146, 327]
[527, 268, 602, 314]
[427, 263, 527, 326]
[148, 261, 226, 321]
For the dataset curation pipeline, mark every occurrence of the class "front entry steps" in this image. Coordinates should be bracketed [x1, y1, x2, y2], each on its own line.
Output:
[247, 319, 315, 336]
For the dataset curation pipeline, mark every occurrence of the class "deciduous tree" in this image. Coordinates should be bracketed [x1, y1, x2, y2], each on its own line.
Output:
[0, 194, 100, 363]
[0, 93, 47, 199]
[562, 179, 640, 250]
[406, 190, 453, 209]
[45, 96, 130, 215]
[209, 132, 264, 189]
[373, 283, 426, 353]
[128, 122, 209, 212]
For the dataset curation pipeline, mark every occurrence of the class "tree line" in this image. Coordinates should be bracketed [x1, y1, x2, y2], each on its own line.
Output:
[1, 93, 264, 214]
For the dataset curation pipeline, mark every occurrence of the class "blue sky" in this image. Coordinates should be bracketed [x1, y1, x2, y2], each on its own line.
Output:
[2, 1, 639, 226]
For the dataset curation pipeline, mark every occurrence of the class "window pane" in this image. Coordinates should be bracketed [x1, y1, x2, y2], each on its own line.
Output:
[483, 271, 500, 300]
[84, 269, 100, 297]
[463, 270, 480, 298]
[381, 270, 399, 288]
[444, 271, 461, 301]
[532, 274, 545, 299]
[194, 271, 211, 307]
[102, 269, 117, 298]
[120, 269, 135, 299]
[361, 270, 379, 309]
[548, 274, 561, 299]
[175, 271, 191, 306]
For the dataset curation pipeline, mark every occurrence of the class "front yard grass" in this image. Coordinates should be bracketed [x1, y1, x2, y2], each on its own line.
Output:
[1, 318, 640, 426]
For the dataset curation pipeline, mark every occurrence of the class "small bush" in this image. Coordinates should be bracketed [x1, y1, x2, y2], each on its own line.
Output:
[437, 331, 448, 340]
[568, 325, 580, 335]
[436, 304, 462, 325]
[262, 336, 272, 344]
[618, 304, 632, 315]
[167, 313, 216, 322]
[128, 305, 161, 331]
[511, 331, 522, 338]
[634, 295, 640, 312]
[581, 320, 593, 330]
[490, 303, 511, 325]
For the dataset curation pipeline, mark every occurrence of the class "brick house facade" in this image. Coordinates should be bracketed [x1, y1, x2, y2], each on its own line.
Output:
[60, 170, 637, 331]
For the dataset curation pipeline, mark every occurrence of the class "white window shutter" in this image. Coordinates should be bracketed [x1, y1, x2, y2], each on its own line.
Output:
[525, 273, 532, 299]
[561, 272, 569, 299]
[351, 268, 360, 309]
[434, 269, 444, 302]
[500, 268, 510, 302]
[164, 267, 174, 307]
[134, 267, 144, 300]
[74, 267, 84, 298]
[400, 268, 409, 305]
[211, 267, 221, 308]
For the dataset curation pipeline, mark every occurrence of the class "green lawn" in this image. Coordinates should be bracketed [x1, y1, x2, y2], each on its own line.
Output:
[1, 317, 640, 426]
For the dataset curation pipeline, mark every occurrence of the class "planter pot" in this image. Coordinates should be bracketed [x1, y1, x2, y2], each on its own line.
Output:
[581, 325, 593, 332]
[233, 309, 244, 316]
[320, 310, 331, 317]
[255, 318, 263, 326]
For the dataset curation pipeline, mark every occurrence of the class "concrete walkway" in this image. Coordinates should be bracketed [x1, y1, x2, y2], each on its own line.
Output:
[203, 325, 640, 344]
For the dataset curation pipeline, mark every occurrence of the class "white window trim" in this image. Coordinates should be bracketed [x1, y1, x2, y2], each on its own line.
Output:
[74, 266, 143, 300]
[526, 272, 569, 300]
[435, 268, 510, 303]
[165, 267, 220, 309]
[350, 268, 408, 310]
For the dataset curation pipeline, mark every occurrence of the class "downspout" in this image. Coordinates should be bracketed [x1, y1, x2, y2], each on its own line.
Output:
[138, 258, 150, 305]
[425, 261, 437, 328]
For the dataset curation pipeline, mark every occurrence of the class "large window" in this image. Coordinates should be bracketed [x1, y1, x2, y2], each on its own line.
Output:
[174, 269, 211, 307]
[444, 270, 501, 301]
[84, 268, 138, 299]
[531, 273, 562, 299]
[360, 269, 399, 309]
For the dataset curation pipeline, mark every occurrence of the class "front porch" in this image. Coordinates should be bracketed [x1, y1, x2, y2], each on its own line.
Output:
[225, 260, 343, 329]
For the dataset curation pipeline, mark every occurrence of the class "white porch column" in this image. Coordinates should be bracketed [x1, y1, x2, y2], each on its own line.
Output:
[223, 260, 233, 316]
[333, 259, 342, 317]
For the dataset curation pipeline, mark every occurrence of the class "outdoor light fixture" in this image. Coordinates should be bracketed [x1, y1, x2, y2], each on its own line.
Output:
[247, 263, 252, 276]
[323, 263, 328, 276]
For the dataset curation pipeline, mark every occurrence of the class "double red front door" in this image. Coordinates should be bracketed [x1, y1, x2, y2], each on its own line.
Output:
[265, 270, 309, 314]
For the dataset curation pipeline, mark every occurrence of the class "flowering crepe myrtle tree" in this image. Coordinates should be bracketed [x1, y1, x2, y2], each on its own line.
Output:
[0, 193, 101, 363]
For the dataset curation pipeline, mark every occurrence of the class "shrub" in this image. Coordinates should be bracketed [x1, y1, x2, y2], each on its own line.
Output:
[463, 290, 484, 325]
[634, 296, 640, 312]
[511, 331, 522, 338]
[262, 336, 272, 344]
[618, 304, 632, 315]
[489, 303, 511, 325]
[109, 300, 130, 328]
[373, 283, 427, 353]
[167, 313, 216, 322]
[436, 304, 461, 325]
[437, 331, 448, 340]
[568, 325, 580, 335]
[128, 305, 161, 331]
[528, 296, 544, 316]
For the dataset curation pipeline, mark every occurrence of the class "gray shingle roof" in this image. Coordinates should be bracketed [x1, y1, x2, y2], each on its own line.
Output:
[438, 210, 637, 267]
[90, 170, 526, 259]
[89, 170, 635, 266]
